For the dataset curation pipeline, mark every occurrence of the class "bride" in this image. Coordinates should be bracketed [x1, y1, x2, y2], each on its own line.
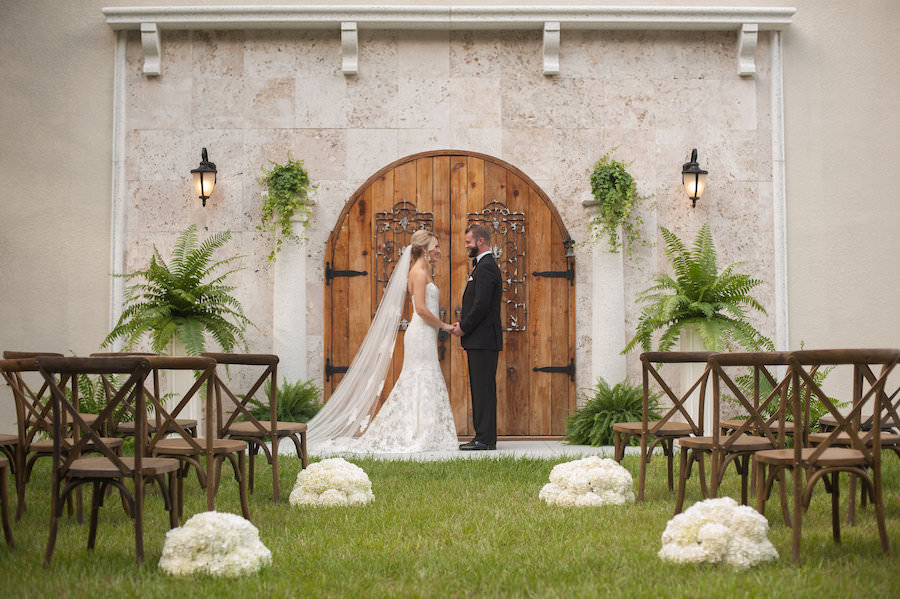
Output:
[306, 230, 459, 453]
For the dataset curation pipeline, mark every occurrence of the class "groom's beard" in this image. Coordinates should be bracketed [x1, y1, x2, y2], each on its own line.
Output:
[467, 247, 478, 258]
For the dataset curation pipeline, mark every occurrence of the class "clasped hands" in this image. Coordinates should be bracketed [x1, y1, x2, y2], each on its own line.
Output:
[441, 322, 464, 337]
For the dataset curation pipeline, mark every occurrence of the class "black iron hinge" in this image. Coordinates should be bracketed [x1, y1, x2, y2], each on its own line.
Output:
[532, 263, 574, 286]
[532, 358, 575, 382]
[325, 358, 349, 381]
[325, 262, 368, 285]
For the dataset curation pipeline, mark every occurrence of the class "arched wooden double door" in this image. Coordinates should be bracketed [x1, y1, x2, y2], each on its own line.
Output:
[324, 151, 574, 438]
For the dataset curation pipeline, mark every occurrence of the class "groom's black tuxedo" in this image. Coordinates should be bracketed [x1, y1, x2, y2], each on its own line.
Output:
[460, 253, 503, 446]
[460, 253, 503, 351]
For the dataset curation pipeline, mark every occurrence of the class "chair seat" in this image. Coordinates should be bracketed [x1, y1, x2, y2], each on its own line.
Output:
[154, 438, 247, 455]
[613, 421, 693, 436]
[117, 419, 198, 434]
[808, 431, 900, 446]
[68, 456, 180, 477]
[29, 437, 125, 452]
[227, 421, 308, 437]
[755, 447, 866, 467]
[0, 434, 17, 447]
[679, 435, 774, 452]
[817, 415, 897, 431]
[720, 418, 795, 434]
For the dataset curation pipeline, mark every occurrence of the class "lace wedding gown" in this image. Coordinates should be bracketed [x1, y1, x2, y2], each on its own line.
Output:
[318, 282, 458, 453]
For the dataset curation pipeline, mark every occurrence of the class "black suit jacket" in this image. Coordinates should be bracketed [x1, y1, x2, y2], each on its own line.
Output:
[460, 253, 503, 351]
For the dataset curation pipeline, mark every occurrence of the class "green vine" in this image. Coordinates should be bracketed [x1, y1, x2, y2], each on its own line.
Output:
[588, 151, 649, 256]
[258, 154, 316, 262]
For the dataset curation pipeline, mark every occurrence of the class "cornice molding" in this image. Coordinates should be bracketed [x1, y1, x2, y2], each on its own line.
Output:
[103, 5, 795, 31]
[103, 5, 795, 77]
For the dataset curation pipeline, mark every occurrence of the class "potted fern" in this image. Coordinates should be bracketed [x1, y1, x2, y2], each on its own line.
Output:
[258, 153, 316, 261]
[623, 223, 773, 353]
[565, 377, 659, 446]
[103, 225, 252, 356]
[587, 150, 649, 256]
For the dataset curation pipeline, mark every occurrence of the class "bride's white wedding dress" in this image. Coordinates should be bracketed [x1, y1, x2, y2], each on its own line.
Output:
[347, 282, 458, 452]
[312, 280, 458, 454]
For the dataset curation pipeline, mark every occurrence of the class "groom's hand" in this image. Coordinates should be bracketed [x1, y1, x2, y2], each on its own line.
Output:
[450, 322, 463, 337]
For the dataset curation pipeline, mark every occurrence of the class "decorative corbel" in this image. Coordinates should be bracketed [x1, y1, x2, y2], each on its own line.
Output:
[342, 22, 358, 75]
[140, 22, 161, 77]
[543, 22, 560, 76]
[737, 23, 758, 78]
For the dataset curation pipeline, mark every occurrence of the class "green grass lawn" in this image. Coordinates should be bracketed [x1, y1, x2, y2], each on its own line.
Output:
[1, 453, 898, 598]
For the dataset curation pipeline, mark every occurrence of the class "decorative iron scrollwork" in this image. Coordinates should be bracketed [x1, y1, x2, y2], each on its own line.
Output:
[374, 201, 434, 304]
[468, 201, 526, 332]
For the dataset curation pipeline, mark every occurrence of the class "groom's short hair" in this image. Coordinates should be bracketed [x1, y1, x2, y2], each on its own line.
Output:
[466, 223, 491, 246]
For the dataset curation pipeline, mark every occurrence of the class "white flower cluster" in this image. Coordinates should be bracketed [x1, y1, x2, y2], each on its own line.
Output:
[539, 456, 635, 507]
[158, 511, 272, 577]
[289, 457, 375, 507]
[659, 497, 778, 569]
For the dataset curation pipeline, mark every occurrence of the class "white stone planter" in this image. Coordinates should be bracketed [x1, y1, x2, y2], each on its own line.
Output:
[679, 323, 710, 434]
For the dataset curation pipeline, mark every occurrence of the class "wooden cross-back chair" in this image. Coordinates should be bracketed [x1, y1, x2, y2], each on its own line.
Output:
[1, 351, 65, 520]
[142, 356, 251, 521]
[89, 352, 198, 439]
[203, 353, 308, 504]
[1, 353, 126, 522]
[612, 351, 712, 502]
[754, 348, 898, 564]
[674, 352, 793, 514]
[33, 356, 180, 566]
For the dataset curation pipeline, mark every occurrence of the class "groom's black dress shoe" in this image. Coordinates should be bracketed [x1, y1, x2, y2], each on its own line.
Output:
[459, 441, 496, 451]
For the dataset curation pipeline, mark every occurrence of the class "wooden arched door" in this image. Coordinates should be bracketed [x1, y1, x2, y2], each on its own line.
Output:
[324, 151, 574, 438]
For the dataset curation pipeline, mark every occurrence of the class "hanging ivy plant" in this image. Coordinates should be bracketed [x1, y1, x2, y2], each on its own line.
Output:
[588, 150, 649, 256]
[258, 154, 316, 262]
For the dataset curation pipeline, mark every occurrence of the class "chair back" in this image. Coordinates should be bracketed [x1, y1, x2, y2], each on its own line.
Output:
[789, 348, 899, 463]
[33, 356, 152, 477]
[202, 353, 279, 438]
[1, 352, 66, 446]
[142, 356, 217, 454]
[708, 352, 793, 449]
[640, 351, 713, 436]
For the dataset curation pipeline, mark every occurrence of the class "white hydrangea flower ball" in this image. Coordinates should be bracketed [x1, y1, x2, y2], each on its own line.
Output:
[659, 497, 778, 569]
[158, 511, 271, 577]
[539, 456, 635, 507]
[289, 457, 374, 507]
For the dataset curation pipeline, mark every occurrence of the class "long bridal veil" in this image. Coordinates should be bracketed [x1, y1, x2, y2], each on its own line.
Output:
[306, 245, 412, 446]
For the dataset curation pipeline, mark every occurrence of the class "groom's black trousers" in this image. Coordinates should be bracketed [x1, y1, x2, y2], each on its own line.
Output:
[466, 349, 498, 446]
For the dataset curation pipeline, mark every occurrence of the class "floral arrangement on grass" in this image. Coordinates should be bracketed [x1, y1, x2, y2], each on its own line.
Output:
[539, 456, 635, 507]
[289, 457, 374, 507]
[158, 511, 271, 577]
[658, 497, 778, 569]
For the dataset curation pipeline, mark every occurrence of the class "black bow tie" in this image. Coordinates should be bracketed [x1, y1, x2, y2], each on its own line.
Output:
[472, 258, 478, 268]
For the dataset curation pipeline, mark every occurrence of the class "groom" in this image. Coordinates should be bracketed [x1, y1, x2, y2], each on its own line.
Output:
[451, 224, 502, 451]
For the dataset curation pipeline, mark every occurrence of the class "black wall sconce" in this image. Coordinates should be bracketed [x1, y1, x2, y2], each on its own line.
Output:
[191, 147, 217, 207]
[681, 148, 708, 208]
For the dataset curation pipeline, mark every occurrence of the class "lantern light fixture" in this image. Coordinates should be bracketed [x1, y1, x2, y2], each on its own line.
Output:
[191, 147, 217, 207]
[681, 148, 708, 208]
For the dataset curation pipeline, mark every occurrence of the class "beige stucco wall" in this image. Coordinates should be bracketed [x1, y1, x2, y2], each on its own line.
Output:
[2, 1, 898, 432]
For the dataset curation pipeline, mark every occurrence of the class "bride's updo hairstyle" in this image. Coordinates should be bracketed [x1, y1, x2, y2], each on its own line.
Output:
[409, 229, 437, 263]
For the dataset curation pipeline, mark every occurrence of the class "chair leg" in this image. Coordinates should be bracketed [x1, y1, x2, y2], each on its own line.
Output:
[270, 439, 279, 504]
[88, 480, 103, 550]
[0, 463, 13, 548]
[674, 447, 690, 515]
[237, 451, 251, 521]
[637, 436, 648, 502]
[247, 442, 258, 494]
[830, 471, 841, 543]
[664, 440, 675, 492]
[300, 432, 308, 469]
[134, 473, 144, 565]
